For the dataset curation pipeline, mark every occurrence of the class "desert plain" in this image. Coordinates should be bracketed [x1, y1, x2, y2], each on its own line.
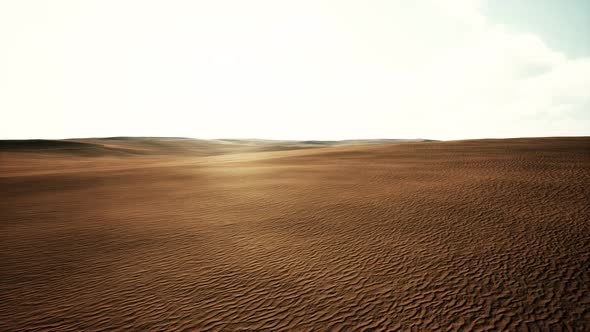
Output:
[1, 137, 589, 331]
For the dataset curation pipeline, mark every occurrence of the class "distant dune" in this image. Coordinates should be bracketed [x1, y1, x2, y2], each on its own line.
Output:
[0, 137, 434, 156]
[1, 137, 589, 330]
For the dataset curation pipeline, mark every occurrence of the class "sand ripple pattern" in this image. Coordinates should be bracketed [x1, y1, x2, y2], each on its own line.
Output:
[1, 138, 589, 331]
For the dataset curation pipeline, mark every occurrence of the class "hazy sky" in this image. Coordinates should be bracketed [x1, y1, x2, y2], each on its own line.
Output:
[1, 0, 589, 140]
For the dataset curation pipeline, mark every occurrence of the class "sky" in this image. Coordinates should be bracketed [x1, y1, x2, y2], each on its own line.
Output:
[1, 0, 589, 140]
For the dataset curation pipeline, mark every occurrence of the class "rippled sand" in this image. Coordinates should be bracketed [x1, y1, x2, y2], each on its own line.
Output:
[1, 137, 589, 331]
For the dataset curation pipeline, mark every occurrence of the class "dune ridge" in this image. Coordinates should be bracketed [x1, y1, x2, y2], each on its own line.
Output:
[0, 137, 433, 157]
[1, 137, 589, 331]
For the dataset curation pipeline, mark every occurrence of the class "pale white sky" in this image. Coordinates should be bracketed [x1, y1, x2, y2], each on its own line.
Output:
[1, 0, 589, 140]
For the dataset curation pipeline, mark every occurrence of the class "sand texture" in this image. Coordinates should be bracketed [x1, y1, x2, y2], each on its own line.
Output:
[1, 137, 589, 331]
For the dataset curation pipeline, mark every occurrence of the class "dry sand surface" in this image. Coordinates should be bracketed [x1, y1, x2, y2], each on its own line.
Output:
[1, 137, 589, 331]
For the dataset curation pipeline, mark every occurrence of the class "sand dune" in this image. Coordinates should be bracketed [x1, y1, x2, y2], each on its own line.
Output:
[1, 137, 432, 158]
[1, 137, 589, 331]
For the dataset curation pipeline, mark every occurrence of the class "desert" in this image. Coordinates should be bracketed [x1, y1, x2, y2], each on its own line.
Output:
[1, 137, 589, 331]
